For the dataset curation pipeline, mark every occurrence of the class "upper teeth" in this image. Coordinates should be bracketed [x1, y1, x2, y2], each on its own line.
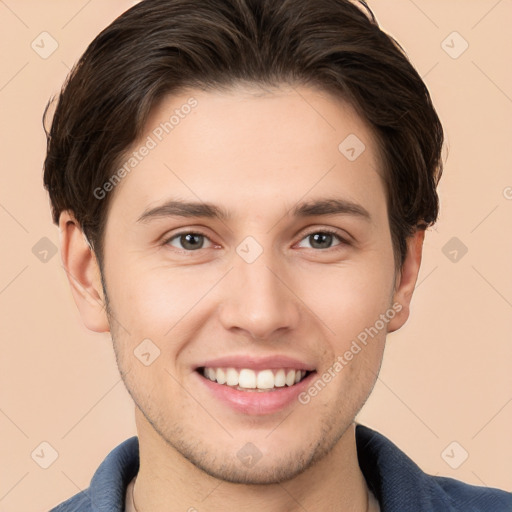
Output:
[202, 367, 308, 389]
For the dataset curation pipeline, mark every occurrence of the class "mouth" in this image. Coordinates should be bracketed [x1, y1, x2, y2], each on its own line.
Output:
[196, 366, 315, 392]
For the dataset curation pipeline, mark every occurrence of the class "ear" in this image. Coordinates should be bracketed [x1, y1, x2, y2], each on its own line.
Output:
[58, 210, 110, 333]
[387, 229, 425, 333]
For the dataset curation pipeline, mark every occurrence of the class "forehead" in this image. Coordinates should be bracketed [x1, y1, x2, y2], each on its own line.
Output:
[106, 84, 386, 225]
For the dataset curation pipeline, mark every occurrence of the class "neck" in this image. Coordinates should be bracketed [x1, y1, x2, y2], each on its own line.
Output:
[133, 410, 369, 512]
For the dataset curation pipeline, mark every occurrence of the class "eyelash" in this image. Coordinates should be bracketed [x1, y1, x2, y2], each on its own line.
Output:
[162, 228, 350, 253]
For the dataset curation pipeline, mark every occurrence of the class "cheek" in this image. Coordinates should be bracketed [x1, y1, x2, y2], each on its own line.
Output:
[303, 262, 395, 338]
[107, 261, 208, 332]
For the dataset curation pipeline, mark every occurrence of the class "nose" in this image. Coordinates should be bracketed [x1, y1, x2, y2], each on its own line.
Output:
[218, 248, 301, 340]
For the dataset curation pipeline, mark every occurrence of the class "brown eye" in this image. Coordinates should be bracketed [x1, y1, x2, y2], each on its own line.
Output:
[165, 232, 212, 251]
[297, 229, 348, 250]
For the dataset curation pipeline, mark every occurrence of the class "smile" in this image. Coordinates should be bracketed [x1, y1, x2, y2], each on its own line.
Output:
[198, 367, 312, 391]
[195, 366, 317, 415]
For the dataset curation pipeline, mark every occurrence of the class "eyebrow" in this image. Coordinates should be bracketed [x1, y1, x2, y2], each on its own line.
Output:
[136, 197, 371, 223]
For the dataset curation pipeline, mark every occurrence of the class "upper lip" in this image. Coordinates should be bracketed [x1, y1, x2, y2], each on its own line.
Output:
[195, 355, 316, 372]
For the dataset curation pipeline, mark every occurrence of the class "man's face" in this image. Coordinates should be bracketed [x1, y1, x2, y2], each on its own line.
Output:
[100, 85, 398, 483]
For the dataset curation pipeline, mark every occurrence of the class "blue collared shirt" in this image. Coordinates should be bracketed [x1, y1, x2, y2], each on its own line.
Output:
[50, 424, 512, 511]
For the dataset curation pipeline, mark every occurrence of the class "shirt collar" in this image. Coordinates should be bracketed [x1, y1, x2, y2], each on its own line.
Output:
[86, 424, 450, 511]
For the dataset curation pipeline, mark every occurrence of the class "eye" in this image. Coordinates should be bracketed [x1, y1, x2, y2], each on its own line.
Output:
[163, 228, 349, 253]
[296, 229, 348, 250]
[164, 231, 213, 251]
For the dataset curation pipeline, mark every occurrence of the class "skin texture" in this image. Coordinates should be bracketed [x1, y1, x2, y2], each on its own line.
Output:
[59, 84, 424, 511]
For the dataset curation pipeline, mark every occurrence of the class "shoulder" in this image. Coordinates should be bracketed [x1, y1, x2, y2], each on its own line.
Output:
[48, 436, 139, 512]
[429, 474, 512, 511]
[355, 424, 512, 511]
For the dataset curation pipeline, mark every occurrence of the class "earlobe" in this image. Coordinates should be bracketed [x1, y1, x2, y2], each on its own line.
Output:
[59, 210, 110, 333]
[387, 229, 425, 333]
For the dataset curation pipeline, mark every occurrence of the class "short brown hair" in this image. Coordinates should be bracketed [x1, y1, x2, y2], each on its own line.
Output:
[43, 0, 443, 272]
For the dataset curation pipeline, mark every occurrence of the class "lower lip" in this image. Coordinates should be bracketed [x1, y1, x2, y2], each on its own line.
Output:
[194, 370, 316, 415]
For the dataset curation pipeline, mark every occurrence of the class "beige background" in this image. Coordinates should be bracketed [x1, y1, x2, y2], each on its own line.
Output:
[1, 0, 511, 510]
